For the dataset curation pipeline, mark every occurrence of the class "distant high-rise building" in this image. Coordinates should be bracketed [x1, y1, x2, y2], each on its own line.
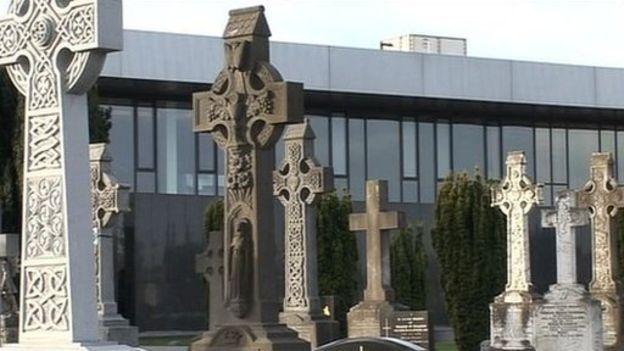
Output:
[380, 34, 467, 55]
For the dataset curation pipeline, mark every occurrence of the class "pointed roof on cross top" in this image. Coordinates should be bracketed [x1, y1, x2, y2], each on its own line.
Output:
[224, 5, 271, 39]
[283, 118, 316, 141]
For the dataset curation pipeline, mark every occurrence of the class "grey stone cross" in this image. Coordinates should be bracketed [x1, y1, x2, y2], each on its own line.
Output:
[195, 230, 224, 331]
[577, 152, 624, 350]
[0, 0, 123, 346]
[541, 190, 589, 286]
[349, 180, 405, 302]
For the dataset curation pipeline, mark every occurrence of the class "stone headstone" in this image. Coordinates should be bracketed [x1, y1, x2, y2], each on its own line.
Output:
[533, 190, 602, 351]
[274, 120, 339, 347]
[0, 234, 19, 345]
[316, 337, 425, 351]
[380, 311, 434, 351]
[191, 6, 309, 351]
[0, 1, 141, 350]
[90, 143, 138, 346]
[577, 152, 624, 351]
[489, 151, 542, 351]
[195, 230, 224, 331]
[347, 180, 406, 338]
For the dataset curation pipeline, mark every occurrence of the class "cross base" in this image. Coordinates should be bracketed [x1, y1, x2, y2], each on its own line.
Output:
[279, 311, 339, 348]
[99, 315, 139, 347]
[346, 301, 394, 338]
[189, 324, 310, 351]
[489, 300, 536, 351]
[590, 291, 623, 351]
[0, 343, 145, 351]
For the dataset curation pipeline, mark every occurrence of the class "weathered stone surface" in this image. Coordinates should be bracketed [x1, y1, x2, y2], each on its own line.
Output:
[90, 144, 137, 347]
[0, 234, 19, 345]
[195, 230, 224, 331]
[273, 120, 338, 348]
[489, 151, 542, 351]
[0, 0, 141, 350]
[191, 5, 308, 351]
[347, 180, 406, 338]
[577, 152, 624, 351]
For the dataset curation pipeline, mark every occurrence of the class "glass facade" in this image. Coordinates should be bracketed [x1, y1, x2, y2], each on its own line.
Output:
[106, 102, 624, 204]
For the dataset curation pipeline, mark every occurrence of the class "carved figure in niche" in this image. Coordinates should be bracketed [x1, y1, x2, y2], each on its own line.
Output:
[227, 219, 253, 318]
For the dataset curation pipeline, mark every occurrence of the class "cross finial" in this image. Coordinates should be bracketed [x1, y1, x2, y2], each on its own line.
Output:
[90, 143, 129, 232]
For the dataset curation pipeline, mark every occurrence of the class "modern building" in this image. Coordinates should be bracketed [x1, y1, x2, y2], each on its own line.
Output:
[380, 34, 467, 55]
[99, 29, 624, 333]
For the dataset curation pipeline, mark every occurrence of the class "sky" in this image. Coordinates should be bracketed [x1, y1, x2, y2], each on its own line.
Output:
[1, 0, 624, 68]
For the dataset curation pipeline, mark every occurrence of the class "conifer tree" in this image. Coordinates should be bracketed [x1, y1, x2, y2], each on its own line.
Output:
[390, 224, 427, 310]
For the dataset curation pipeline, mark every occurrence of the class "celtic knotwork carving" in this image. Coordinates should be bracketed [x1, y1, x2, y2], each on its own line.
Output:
[28, 114, 61, 171]
[226, 148, 254, 206]
[25, 176, 65, 259]
[58, 3, 96, 47]
[29, 58, 58, 110]
[91, 162, 123, 231]
[0, 21, 26, 58]
[23, 266, 69, 332]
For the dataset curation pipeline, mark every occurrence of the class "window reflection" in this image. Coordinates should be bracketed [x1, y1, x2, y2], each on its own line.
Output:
[332, 117, 347, 176]
[137, 106, 154, 169]
[453, 124, 484, 174]
[436, 122, 450, 179]
[569, 129, 598, 189]
[503, 126, 534, 177]
[108, 105, 135, 190]
[157, 108, 196, 195]
[308, 116, 330, 168]
[367, 119, 400, 202]
[486, 126, 501, 179]
[419, 122, 435, 203]
[349, 119, 366, 201]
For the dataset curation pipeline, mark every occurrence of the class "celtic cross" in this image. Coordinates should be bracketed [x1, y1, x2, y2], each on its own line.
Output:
[349, 180, 406, 302]
[193, 6, 303, 324]
[273, 119, 333, 314]
[577, 152, 624, 349]
[0, 0, 122, 345]
[541, 190, 589, 286]
[195, 230, 224, 331]
[491, 151, 542, 303]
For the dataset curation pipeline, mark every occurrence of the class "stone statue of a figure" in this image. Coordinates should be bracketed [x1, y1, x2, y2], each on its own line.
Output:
[227, 219, 253, 318]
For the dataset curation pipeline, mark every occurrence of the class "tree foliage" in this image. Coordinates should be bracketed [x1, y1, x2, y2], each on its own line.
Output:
[316, 191, 359, 336]
[203, 199, 224, 237]
[432, 172, 506, 351]
[391, 224, 427, 310]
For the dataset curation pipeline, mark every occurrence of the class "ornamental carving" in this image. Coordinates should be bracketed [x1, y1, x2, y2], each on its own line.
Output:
[23, 265, 69, 332]
[28, 113, 61, 171]
[25, 176, 65, 259]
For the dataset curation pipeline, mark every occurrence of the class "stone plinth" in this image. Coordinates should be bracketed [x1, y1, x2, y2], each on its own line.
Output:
[279, 312, 340, 348]
[489, 299, 535, 351]
[190, 325, 309, 351]
[347, 301, 394, 338]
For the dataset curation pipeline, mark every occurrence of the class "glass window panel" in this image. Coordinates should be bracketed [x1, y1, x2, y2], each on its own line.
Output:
[601, 129, 616, 156]
[367, 119, 400, 202]
[157, 108, 196, 195]
[198, 134, 215, 172]
[487, 126, 501, 180]
[348, 119, 366, 201]
[619, 131, 624, 183]
[436, 122, 450, 179]
[275, 135, 285, 168]
[198, 173, 216, 196]
[503, 126, 534, 177]
[568, 129, 599, 189]
[535, 128, 551, 183]
[402, 118, 417, 178]
[137, 172, 155, 193]
[419, 122, 435, 203]
[403, 180, 418, 203]
[108, 105, 135, 190]
[309, 116, 330, 167]
[552, 129, 567, 184]
[335, 177, 349, 195]
[332, 117, 347, 176]
[452, 124, 484, 175]
[137, 106, 154, 169]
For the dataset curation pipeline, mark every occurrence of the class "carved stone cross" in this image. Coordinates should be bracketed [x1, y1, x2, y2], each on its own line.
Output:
[0, 0, 123, 346]
[577, 152, 624, 350]
[195, 230, 224, 331]
[349, 180, 406, 302]
[191, 6, 308, 350]
[491, 151, 542, 303]
[541, 190, 589, 286]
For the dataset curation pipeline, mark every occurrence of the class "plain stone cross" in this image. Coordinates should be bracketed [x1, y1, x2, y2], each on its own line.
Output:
[273, 119, 333, 314]
[541, 190, 589, 286]
[491, 151, 542, 302]
[0, 0, 122, 347]
[195, 230, 223, 331]
[350, 180, 405, 302]
[577, 152, 624, 349]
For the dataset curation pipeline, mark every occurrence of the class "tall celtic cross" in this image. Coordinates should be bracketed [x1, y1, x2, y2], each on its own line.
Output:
[491, 151, 542, 303]
[273, 119, 333, 315]
[541, 190, 589, 286]
[0, 0, 122, 346]
[193, 6, 303, 324]
[349, 180, 405, 302]
[577, 152, 624, 349]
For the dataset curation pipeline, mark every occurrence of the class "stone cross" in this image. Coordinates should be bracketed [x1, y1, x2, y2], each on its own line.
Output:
[491, 151, 542, 302]
[349, 180, 406, 302]
[0, 0, 123, 347]
[192, 6, 308, 350]
[90, 143, 137, 346]
[273, 119, 333, 315]
[541, 190, 589, 286]
[195, 230, 224, 331]
[577, 152, 624, 350]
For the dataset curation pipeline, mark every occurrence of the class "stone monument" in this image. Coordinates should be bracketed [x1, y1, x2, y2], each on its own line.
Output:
[273, 120, 339, 347]
[347, 180, 406, 338]
[489, 151, 542, 351]
[90, 144, 138, 346]
[0, 1, 140, 350]
[534, 190, 602, 350]
[0, 234, 19, 345]
[195, 229, 224, 331]
[191, 6, 309, 351]
[577, 152, 624, 351]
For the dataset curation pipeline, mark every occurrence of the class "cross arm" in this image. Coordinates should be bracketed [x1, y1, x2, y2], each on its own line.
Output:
[379, 211, 406, 231]
[349, 213, 368, 232]
[541, 209, 557, 229]
[0, 18, 27, 65]
[58, 0, 123, 53]
[272, 168, 288, 198]
[264, 81, 304, 125]
[302, 162, 333, 195]
[568, 208, 590, 226]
